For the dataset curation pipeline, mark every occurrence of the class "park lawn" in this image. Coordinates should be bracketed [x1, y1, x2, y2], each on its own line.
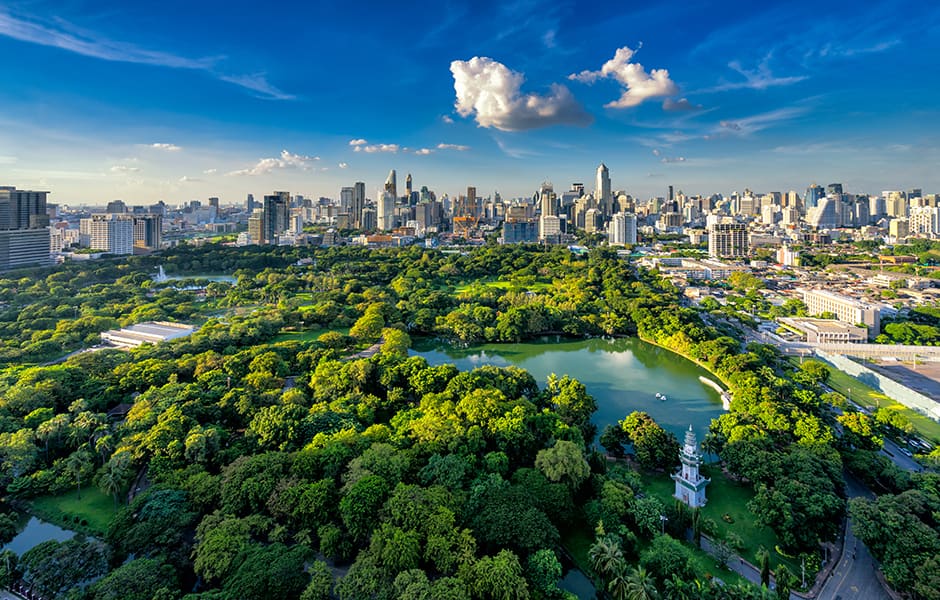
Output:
[795, 358, 940, 443]
[271, 327, 348, 344]
[640, 469, 800, 575]
[30, 487, 117, 536]
[560, 521, 595, 576]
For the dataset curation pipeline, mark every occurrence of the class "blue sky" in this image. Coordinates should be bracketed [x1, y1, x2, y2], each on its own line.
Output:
[1, 0, 939, 205]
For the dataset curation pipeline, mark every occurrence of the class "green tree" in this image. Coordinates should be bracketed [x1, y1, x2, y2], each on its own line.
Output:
[535, 440, 591, 490]
[301, 560, 334, 600]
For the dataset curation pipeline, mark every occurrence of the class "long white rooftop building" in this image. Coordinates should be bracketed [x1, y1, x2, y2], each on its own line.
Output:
[101, 321, 195, 348]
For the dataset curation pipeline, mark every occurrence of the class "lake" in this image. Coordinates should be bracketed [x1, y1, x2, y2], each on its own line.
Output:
[1, 516, 75, 556]
[412, 336, 725, 441]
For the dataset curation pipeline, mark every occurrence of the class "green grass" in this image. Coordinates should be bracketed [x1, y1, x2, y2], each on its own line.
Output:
[560, 521, 595, 575]
[30, 487, 117, 536]
[640, 468, 800, 575]
[791, 358, 940, 444]
[271, 327, 348, 344]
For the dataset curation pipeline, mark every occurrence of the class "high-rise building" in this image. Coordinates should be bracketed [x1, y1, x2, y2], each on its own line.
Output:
[608, 212, 637, 245]
[909, 206, 940, 236]
[807, 197, 840, 229]
[106, 200, 127, 214]
[261, 192, 290, 244]
[384, 170, 397, 200]
[539, 181, 556, 217]
[804, 184, 824, 211]
[405, 173, 413, 201]
[595, 164, 611, 218]
[827, 183, 843, 197]
[208, 197, 220, 210]
[246, 194, 256, 213]
[133, 215, 162, 251]
[377, 190, 396, 231]
[81, 213, 134, 255]
[0, 186, 51, 270]
[707, 219, 747, 258]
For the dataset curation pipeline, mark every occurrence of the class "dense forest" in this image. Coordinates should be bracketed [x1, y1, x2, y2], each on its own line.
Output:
[0, 243, 935, 599]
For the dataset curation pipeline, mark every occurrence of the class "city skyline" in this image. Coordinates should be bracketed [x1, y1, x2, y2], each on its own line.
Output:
[1, 0, 939, 203]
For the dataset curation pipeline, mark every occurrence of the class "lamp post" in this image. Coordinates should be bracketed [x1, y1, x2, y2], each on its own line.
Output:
[660, 514, 668, 536]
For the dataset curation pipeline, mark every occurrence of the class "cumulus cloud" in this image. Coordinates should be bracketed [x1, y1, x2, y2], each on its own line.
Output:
[437, 143, 470, 151]
[569, 45, 678, 108]
[415, 148, 433, 155]
[662, 98, 702, 112]
[349, 139, 399, 153]
[150, 143, 181, 151]
[110, 165, 140, 173]
[450, 56, 591, 131]
[203, 168, 217, 175]
[441, 115, 454, 124]
[338, 162, 349, 169]
[227, 149, 320, 176]
[348, 138, 368, 146]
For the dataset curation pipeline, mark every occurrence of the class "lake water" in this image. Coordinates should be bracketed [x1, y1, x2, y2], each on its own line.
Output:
[413, 336, 725, 441]
[1, 516, 75, 556]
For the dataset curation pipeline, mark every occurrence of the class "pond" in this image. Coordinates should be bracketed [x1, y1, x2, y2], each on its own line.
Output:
[1, 516, 75, 556]
[412, 336, 725, 441]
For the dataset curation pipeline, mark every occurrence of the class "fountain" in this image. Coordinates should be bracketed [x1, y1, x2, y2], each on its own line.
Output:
[154, 265, 168, 283]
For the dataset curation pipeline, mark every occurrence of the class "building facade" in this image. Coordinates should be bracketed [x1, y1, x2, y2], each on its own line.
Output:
[672, 426, 709, 508]
[801, 289, 880, 337]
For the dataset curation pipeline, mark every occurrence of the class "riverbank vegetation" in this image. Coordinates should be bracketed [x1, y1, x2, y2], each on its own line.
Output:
[0, 242, 918, 598]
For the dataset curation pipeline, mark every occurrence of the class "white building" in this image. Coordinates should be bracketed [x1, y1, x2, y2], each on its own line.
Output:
[909, 206, 940, 237]
[80, 213, 134, 255]
[101, 321, 195, 348]
[707, 219, 747, 258]
[801, 288, 880, 337]
[377, 190, 396, 231]
[595, 163, 611, 217]
[672, 426, 709, 508]
[608, 212, 637, 245]
[539, 214, 561, 241]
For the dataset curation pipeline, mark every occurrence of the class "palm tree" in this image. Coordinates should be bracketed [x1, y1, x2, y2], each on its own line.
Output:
[65, 451, 91, 499]
[98, 452, 132, 508]
[625, 566, 659, 600]
[663, 573, 690, 600]
[589, 536, 624, 581]
[607, 559, 631, 600]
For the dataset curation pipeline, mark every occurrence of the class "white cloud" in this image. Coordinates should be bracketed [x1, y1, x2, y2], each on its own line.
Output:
[338, 162, 349, 169]
[348, 138, 368, 146]
[0, 11, 293, 100]
[700, 56, 807, 93]
[357, 143, 399, 153]
[109, 165, 140, 173]
[179, 175, 202, 182]
[651, 149, 661, 156]
[437, 143, 470, 151]
[203, 168, 217, 175]
[227, 149, 320, 176]
[0, 155, 17, 164]
[662, 98, 702, 112]
[660, 156, 686, 163]
[149, 143, 182, 152]
[450, 56, 591, 131]
[441, 115, 454, 124]
[569, 46, 678, 109]
[415, 148, 433, 155]
[714, 107, 809, 137]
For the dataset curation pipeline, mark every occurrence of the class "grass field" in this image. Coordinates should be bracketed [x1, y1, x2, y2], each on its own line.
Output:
[31, 487, 117, 536]
[792, 358, 940, 443]
[271, 328, 332, 343]
[640, 468, 799, 574]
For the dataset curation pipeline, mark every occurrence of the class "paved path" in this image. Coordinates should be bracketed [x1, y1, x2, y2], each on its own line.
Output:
[816, 476, 889, 600]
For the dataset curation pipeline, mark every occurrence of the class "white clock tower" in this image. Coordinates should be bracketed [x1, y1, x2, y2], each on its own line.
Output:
[672, 425, 710, 508]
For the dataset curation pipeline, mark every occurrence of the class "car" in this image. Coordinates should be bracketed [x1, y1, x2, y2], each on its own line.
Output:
[900, 448, 913, 457]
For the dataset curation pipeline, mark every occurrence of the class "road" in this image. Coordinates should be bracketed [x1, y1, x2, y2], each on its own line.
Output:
[816, 476, 889, 600]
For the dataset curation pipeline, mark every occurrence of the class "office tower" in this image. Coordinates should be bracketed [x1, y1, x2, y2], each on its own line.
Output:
[596, 164, 611, 217]
[909, 206, 940, 235]
[761, 205, 778, 225]
[81, 213, 134, 254]
[807, 197, 840, 229]
[0, 187, 52, 270]
[377, 190, 396, 231]
[106, 200, 127, 214]
[909, 188, 923, 200]
[668, 185, 674, 203]
[261, 192, 290, 244]
[247, 216, 262, 243]
[340, 187, 354, 213]
[539, 214, 561, 241]
[854, 197, 870, 226]
[208, 197, 220, 209]
[707, 220, 748, 258]
[608, 212, 637, 245]
[246, 194, 256, 213]
[785, 190, 800, 209]
[804, 184, 824, 211]
[827, 183, 843, 197]
[351, 182, 365, 228]
[467, 186, 478, 218]
[738, 194, 757, 216]
[501, 220, 539, 244]
[869, 196, 886, 221]
[360, 207, 377, 231]
[889, 218, 909, 239]
[539, 181, 556, 217]
[405, 173, 413, 201]
[884, 191, 907, 218]
[384, 170, 397, 200]
[584, 208, 601, 233]
[133, 215, 162, 251]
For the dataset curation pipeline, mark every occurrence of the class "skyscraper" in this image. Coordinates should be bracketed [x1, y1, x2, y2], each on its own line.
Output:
[707, 220, 748, 258]
[804, 184, 824, 211]
[133, 215, 163, 251]
[384, 170, 397, 200]
[608, 212, 637, 245]
[81, 213, 134, 255]
[405, 173, 413, 201]
[596, 164, 611, 218]
[377, 190, 396, 231]
[539, 181, 556, 217]
[261, 192, 290, 243]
